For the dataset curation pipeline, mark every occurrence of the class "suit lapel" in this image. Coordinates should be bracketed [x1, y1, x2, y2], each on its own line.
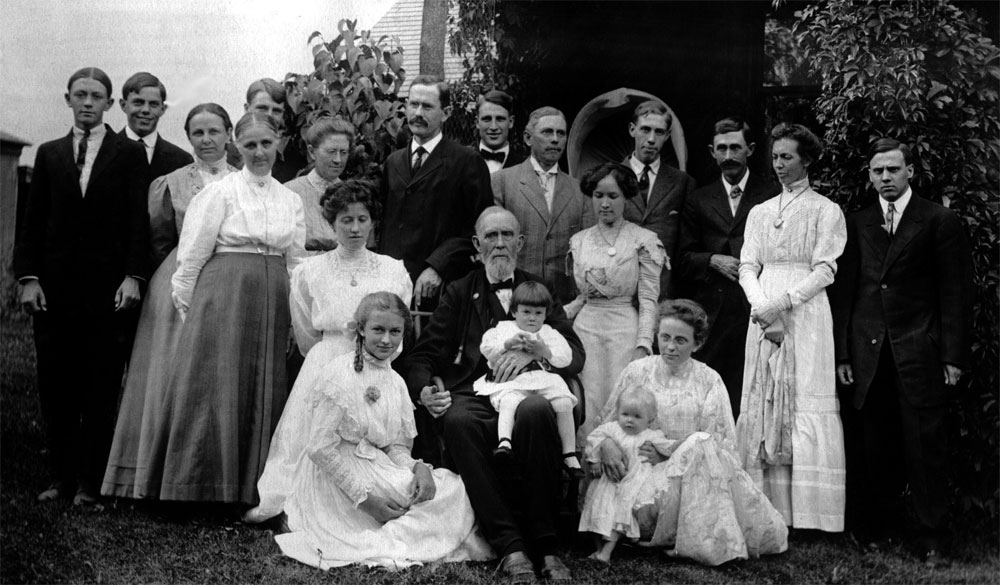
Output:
[880, 196, 924, 279]
[548, 172, 574, 229]
[518, 161, 551, 224]
[859, 203, 891, 261]
[56, 131, 82, 195]
[409, 140, 446, 186]
[732, 176, 766, 232]
[644, 167, 672, 220]
[86, 125, 119, 197]
[709, 181, 734, 226]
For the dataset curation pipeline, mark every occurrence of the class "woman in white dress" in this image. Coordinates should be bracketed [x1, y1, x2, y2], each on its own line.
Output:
[592, 300, 788, 566]
[566, 163, 666, 442]
[736, 123, 847, 532]
[245, 179, 412, 521]
[102, 103, 237, 498]
[272, 292, 492, 569]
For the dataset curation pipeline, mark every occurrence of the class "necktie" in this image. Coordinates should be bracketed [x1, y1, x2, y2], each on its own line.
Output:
[76, 128, 91, 173]
[730, 185, 742, 199]
[885, 202, 896, 236]
[489, 279, 514, 292]
[638, 165, 651, 199]
[480, 149, 506, 164]
[412, 146, 426, 173]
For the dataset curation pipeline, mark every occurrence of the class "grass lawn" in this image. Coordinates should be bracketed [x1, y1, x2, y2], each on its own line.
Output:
[2, 301, 998, 584]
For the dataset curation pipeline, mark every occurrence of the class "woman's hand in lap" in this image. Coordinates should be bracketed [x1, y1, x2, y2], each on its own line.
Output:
[598, 438, 627, 482]
[408, 463, 437, 505]
[359, 494, 408, 523]
[638, 441, 667, 465]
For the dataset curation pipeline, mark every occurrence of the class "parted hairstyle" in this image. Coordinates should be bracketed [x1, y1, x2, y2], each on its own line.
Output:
[304, 118, 355, 149]
[184, 103, 233, 136]
[245, 78, 286, 104]
[658, 298, 710, 345]
[511, 281, 553, 314]
[869, 137, 913, 165]
[525, 106, 565, 135]
[632, 99, 672, 128]
[233, 111, 280, 140]
[67, 67, 112, 97]
[617, 386, 659, 423]
[353, 291, 413, 372]
[770, 123, 824, 165]
[122, 71, 166, 101]
[409, 74, 451, 108]
[320, 179, 381, 226]
[477, 89, 513, 114]
[580, 162, 640, 199]
[713, 117, 753, 145]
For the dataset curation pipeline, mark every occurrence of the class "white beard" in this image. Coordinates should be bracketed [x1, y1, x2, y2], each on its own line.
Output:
[484, 255, 515, 281]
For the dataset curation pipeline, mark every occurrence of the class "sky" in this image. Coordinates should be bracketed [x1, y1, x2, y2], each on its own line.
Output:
[1, 0, 397, 165]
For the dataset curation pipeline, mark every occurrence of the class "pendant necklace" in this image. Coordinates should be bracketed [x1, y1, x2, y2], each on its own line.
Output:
[774, 185, 808, 228]
[335, 247, 365, 286]
[597, 221, 624, 256]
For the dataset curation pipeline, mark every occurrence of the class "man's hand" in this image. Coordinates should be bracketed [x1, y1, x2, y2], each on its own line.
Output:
[492, 350, 533, 383]
[413, 266, 442, 303]
[408, 463, 437, 506]
[420, 384, 452, 418]
[943, 364, 963, 386]
[597, 437, 627, 483]
[359, 494, 408, 523]
[520, 336, 552, 361]
[638, 441, 667, 465]
[709, 254, 740, 282]
[114, 276, 142, 311]
[19, 280, 47, 314]
[836, 363, 854, 386]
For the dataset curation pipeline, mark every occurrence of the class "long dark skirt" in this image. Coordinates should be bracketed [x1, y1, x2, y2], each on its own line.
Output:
[143, 252, 291, 504]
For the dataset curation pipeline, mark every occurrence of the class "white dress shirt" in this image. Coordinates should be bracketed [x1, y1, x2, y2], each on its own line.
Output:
[529, 156, 558, 213]
[410, 132, 444, 168]
[878, 186, 912, 235]
[478, 141, 510, 175]
[628, 154, 660, 200]
[485, 271, 514, 314]
[125, 126, 158, 163]
[73, 124, 107, 195]
[722, 170, 750, 216]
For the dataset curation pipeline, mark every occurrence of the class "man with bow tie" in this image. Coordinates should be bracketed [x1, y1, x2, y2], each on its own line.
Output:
[379, 75, 493, 308]
[475, 90, 525, 174]
[831, 138, 971, 567]
[676, 118, 778, 415]
[491, 106, 593, 301]
[405, 206, 584, 582]
[622, 100, 694, 300]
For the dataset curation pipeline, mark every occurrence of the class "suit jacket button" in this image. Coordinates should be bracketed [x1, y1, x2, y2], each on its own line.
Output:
[880, 284, 887, 289]
[871, 338, 878, 345]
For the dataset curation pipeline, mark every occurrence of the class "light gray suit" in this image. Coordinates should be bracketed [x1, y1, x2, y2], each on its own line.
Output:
[492, 159, 594, 301]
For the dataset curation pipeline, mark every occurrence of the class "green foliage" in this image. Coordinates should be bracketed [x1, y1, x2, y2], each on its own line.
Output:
[283, 19, 408, 179]
[796, 0, 1000, 528]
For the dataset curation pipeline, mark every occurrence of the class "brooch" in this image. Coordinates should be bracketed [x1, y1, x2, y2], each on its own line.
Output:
[364, 386, 381, 404]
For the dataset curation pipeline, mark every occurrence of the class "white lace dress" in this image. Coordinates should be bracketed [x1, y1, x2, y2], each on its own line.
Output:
[275, 352, 493, 569]
[737, 178, 847, 532]
[251, 247, 412, 517]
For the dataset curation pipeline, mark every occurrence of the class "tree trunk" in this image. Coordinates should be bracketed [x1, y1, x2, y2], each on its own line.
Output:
[419, 0, 447, 77]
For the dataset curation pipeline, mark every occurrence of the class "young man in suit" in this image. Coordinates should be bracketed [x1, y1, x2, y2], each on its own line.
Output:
[225, 78, 307, 182]
[832, 138, 971, 567]
[491, 106, 593, 301]
[405, 207, 582, 582]
[378, 74, 493, 307]
[622, 100, 694, 299]
[15, 67, 149, 506]
[475, 90, 524, 174]
[676, 118, 778, 416]
[118, 72, 192, 181]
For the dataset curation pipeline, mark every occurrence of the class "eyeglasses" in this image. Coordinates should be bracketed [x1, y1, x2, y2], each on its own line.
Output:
[479, 230, 517, 243]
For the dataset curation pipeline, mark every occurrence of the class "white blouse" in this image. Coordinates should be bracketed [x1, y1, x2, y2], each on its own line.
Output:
[172, 168, 306, 312]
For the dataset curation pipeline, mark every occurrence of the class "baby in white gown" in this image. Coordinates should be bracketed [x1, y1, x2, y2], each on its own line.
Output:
[579, 386, 674, 564]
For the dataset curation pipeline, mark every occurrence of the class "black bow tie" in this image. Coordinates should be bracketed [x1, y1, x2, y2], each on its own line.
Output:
[480, 149, 507, 164]
[489, 279, 514, 292]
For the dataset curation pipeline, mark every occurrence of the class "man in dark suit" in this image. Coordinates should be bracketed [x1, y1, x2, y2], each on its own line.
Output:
[15, 67, 149, 505]
[492, 106, 593, 301]
[622, 100, 694, 299]
[118, 72, 192, 181]
[832, 138, 971, 567]
[677, 118, 778, 415]
[405, 206, 582, 582]
[475, 90, 525, 174]
[378, 74, 493, 306]
[226, 78, 308, 182]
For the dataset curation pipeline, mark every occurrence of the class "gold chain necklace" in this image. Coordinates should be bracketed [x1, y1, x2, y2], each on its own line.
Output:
[597, 221, 625, 256]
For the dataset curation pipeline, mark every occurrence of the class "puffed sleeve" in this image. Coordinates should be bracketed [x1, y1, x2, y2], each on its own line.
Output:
[785, 200, 847, 307]
[290, 260, 321, 355]
[697, 366, 737, 454]
[538, 324, 572, 369]
[479, 323, 509, 364]
[389, 257, 415, 308]
[584, 421, 619, 462]
[148, 175, 177, 269]
[635, 229, 666, 352]
[284, 196, 307, 278]
[306, 390, 373, 507]
[738, 206, 769, 310]
[563, 233, 586, 319]
[172, 183, 227, 313]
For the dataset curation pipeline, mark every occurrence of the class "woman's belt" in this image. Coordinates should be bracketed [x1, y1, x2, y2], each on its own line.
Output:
[215, 244, 284, 256]
[584, 296, 634, 307]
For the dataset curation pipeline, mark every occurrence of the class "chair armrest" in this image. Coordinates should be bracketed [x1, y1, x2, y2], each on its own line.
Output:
[565, 374, 585, 428]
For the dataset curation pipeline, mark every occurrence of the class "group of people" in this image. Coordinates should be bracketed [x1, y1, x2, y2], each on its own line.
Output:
[14, 66, 971, 580]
